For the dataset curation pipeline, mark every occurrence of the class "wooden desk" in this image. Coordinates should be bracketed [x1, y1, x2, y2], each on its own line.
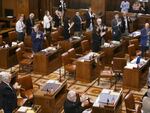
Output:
[34, 80, 67, 113]
[0, 28, 15, 36]
[0, 45, 18, 69]
[33, 47, 62, 75]
[76, 52, 100, 82]
[92, 89, 122, 113]
[0, 17, 16, 28]
[123, 59, 150, 90]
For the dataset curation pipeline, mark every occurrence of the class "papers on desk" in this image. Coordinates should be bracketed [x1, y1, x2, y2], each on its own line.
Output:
[17, 106, 32, 113]
[12, 42, 17, 46]
[129, 31, 141, 37]
[78, 52, 99, 61]
[93, 89, 120, 107]
[42, 47, 56, 52]
[72, 36, 81, 40]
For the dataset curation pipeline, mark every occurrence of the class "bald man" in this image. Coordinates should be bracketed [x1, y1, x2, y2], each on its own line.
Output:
[140, 23, 150, 57]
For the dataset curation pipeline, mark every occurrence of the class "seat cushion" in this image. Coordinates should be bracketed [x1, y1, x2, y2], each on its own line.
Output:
[20, 59, 33, 65]
[65, 64, 76, 73]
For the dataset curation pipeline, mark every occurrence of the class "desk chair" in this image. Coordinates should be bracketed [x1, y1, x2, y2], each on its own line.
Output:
[129, 39, 140, 51]
[17, 75, 40, 100]
[128, 44, 136, 60]
[8, 31, 17, 43]
[0, 35, 5, 46]
[81, 40, 90, 54]
[59, 40, 72, 52]
[61, 52, 76, 79]
[112, 57, 127, 90]
[125, 92, 142, 113]
[51, 30, 64, 43]
[16, 48, 33, 73]
[83, 31, 92, 42]
[68, 48, 82, 62]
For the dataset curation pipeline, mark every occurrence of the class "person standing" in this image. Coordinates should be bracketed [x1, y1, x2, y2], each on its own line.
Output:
[26, 13, 35, 35]
[53, 10, 61, 28]
[140, 23, 150, 57]
[0, 72, 17, 113]
[31, 24, 44, 53]
[121, 12, 131, 35]
[120, 0, 130, 12]
[85, 7, 95, 32]
[112, 14, 122, 41]
[69, 12, 83, 36]
[16, 15, 26, 42]
[43, 10, 53, 34]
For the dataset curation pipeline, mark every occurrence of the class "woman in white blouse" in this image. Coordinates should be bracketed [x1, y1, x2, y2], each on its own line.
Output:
[43, 10, 53, 33]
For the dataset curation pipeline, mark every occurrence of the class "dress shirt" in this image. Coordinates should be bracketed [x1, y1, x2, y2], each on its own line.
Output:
[16, 20, 25, 33]
[43, 15, 51, 29]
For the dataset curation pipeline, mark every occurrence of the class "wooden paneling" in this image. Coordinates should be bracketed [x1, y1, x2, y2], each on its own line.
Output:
[0, 0, 2, 16]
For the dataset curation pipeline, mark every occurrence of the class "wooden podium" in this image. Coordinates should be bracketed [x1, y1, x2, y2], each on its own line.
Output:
[34, 80, 67, 113]
[92, 89, 122, 113]
[33, 47, 62, 75]
[0, 45, 18, 69]
[76, 52, 100, 82]
[123, 59, 150, 90]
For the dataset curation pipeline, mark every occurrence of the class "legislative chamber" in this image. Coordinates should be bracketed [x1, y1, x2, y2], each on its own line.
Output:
[0, 0, 150, 113]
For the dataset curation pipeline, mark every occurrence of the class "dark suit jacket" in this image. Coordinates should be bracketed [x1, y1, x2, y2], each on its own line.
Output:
[121, 16, 131, 33]
[26, 18, 35, 35]
[53, 14, 61, 27]
[140, 28, 150, 46]
[92, 30, 101, 52]
[85, 12, 95, 28]
[0, 82, 17, 113]
[31, 31, 44, 52]
[64, 99, 85, 113]
[112, 18, 122, 41]
[73, 15, 82, 32]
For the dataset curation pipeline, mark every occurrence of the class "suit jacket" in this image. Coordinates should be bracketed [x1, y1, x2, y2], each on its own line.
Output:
[64, 99, 85, 113]
[31, 31, 44, 52]
[92, 30, 101, 52]
[85, 12, 95, 28]
[26, 18, 35, 35]
[140, 28, 150, 46]
[53, 14, 61, 27]
[121, 16, 131, 33]
[73, 15, 82, 32]
[112, 18, 122, 41]
[0, 82, 17, 113]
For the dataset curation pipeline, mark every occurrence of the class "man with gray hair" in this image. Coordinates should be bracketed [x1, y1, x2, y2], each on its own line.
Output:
[64, 90, 90, 113]
[0, 72, 17, 113]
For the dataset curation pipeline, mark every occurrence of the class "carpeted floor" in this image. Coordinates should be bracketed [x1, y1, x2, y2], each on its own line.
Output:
[1, 64, 149, 113]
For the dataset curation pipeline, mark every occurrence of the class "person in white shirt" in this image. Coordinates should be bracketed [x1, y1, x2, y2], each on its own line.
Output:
[120, 0, 130, 12]
[43, 10, 52, 33]
[16, 15, 26, 42]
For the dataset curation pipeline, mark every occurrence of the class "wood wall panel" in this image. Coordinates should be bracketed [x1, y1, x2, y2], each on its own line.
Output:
[0, 0, 2, 16]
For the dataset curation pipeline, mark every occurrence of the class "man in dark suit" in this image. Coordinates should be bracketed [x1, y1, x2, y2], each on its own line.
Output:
[84, 7, 95, 32]
[69, 12, 83, 36]
[121, 12, 131, 35]
[140, 23, 150, 57]
[112, 14, 122, 41]
[53, 10, 61, 28]
[0, 72, 17, 113]
[26, 13, 35, 35]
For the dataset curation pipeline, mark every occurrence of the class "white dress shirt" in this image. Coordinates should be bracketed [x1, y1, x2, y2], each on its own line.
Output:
[16, 20, 25, 33]
[43, 15, 52, 29]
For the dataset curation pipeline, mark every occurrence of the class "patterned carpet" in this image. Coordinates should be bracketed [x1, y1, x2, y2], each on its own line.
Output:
[0, 64, 149, 113]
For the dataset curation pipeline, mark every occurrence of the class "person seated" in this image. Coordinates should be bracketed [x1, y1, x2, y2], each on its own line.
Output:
[64, 90, 91, 113]
[132, 1, 141, 13]
[0, 72, 20, 113]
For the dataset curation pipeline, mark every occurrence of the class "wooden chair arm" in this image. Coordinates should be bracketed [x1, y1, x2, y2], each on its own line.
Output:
[127, 108, 137, 112]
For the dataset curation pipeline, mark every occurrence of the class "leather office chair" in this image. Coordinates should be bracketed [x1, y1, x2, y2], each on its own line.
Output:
[51, 30, 64, 43]
[81, 40, 90, 54]
[128, 44, 136, 60]
[17, 75, 39, 100]
[8, 31, 17, 43]
[16, 48, 33, 72]
[129, 39, 140, 51]
[125, 92, 142, 113]
[83, 31, 92, 42]
[0, 35, 5, 46]
[68, 48, 82, 62]
[59, 40, 72, 52]
[61, 52, 76, 79]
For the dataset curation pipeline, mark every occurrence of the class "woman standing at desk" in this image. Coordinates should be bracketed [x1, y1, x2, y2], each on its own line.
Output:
[31, 24, 44, 53]
[92, 18, 107, 52]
